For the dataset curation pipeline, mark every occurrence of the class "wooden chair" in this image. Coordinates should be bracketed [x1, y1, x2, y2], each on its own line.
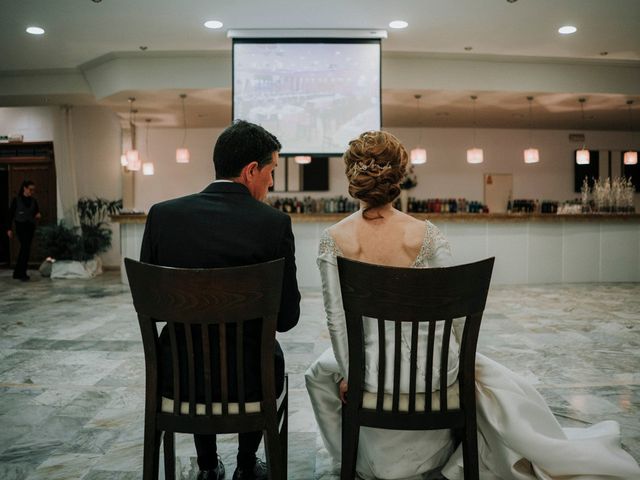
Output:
[337, 257, 495, 480]
[125, 258, 288, 480]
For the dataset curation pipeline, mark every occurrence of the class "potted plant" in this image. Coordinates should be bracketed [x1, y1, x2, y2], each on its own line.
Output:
[37, 197, 122, 278]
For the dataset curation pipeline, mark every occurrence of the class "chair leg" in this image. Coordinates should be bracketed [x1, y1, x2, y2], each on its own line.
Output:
[264, 424, 284, 480]
[340, 406, 359, 480]
[163, 431, 176, 480]
[142, 419, 162, 480]
[461, 414, 479, 480]
[280, 397, 288, 478]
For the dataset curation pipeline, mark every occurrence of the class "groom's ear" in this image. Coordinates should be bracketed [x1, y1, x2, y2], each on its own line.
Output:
[239, 161, 260, 182]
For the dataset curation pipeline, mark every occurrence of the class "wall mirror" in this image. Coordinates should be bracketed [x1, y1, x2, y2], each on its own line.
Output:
[271, 157, 329, 192]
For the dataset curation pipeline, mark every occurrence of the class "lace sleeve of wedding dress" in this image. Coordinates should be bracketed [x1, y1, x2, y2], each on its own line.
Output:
[317, 229, 350, 380]
[418, 221, 464, 344]
[418, 221, 454, 268]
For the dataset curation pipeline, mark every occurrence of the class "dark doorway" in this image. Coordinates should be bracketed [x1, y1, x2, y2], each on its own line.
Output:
[0, 142, 57, 269]
[0, 166, 9, 266]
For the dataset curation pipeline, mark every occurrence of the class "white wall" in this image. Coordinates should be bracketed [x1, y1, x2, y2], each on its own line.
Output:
[133, 127, 223, 212]
[134, 126, 640, 211]
[267, 127, 640, 209]
[388, 127, 640, 207]
[70, 107, 122, 266]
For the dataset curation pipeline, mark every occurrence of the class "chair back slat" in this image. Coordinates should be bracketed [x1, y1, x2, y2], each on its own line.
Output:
[185, 323, 197, 416]
[236, 320, 246, 414]
[168, 322, 181, 414]
[344, 310, 366, 408]
[202, 325, 213, 416]
[408, 321, 419, 413]
[260, 314, 278, 405]
[376, 317, 386, 412]
[424, 321, 435, 413]
[459, 312, 483, 407]
[392, 321, 402, 412]
[439, 319, 453, 411]
[219, 322, 229, 415]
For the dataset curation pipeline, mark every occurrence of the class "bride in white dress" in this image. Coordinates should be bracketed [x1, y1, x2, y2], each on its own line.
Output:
[304, 131, 640, 480]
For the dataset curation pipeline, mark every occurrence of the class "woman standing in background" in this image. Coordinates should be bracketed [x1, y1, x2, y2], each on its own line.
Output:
[6, 180, 40, 281]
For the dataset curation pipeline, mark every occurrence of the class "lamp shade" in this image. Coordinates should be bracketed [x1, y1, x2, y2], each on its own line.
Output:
[410, 148, 427, 165]
[576, 149, 590, 165]
[624, 150, 638, 165]
[176, 148, 190, 163]
[126, 149, 141, 171]
[142, 162, 155, 175]
[120, 154, 128, 167]
[466, 148, 484, 164]
[294, 155, 312, 164]
[524, 148, 539, 164]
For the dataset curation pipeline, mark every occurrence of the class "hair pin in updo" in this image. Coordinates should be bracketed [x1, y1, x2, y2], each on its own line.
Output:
[349, 160, 392, 177]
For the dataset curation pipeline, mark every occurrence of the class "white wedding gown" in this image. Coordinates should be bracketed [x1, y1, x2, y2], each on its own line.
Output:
[305, 221, 640, 480]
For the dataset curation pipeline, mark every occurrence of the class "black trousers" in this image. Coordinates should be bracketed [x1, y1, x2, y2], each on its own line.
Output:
[13, 221, 35, 279]
[193, 361, 285, 471]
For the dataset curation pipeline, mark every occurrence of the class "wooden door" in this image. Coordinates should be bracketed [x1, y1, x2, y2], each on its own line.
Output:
[484, 173, 513, 214]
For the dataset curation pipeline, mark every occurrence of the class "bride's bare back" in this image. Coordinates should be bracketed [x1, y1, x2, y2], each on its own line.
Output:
[329, 204, 426, 268]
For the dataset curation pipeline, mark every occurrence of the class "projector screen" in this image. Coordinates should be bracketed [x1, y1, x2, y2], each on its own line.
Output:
[233, 39, 381, 156]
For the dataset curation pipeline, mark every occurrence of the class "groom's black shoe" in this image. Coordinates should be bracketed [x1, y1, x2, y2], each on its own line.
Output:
[232, 458, 268, 480]
[197, 457, 225, 480]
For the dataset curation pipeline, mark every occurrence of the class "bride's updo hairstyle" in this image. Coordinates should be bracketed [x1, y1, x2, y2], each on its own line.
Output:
[344, 130, 408, 219]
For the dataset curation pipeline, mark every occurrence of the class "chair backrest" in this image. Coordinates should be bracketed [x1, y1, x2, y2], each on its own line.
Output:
[337, 257, 494, 416]
[125, 257, 285, 417]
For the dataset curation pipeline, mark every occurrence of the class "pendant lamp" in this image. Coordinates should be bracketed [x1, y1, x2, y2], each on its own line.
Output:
[410, 94, 427, 165]
[176, 93, 190, 163]
[125, 98, 141, 171]
[524, 96, 539, 164]
[575, 98, 589, 165]
[624, 100, 637, 165]
[143, 118, 154, 175]
[466, 95, 483, 164]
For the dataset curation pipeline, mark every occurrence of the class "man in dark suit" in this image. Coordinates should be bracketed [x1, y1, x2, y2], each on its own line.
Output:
[140, 120, 300, 480]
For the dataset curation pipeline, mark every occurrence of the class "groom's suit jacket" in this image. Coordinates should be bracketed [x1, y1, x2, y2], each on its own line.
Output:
[140, 181, 301, 401]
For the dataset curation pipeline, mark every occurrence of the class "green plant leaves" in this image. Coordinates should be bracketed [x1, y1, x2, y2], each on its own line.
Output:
[37, 197, 122, 261]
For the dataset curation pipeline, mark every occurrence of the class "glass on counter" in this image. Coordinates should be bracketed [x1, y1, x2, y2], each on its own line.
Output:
[583, 177, 636, 214]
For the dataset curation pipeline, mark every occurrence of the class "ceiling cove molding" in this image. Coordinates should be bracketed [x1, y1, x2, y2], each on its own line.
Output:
[0, 51, 638, 105]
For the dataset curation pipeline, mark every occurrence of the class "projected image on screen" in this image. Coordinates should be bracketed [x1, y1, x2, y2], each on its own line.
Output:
[233, 41, 381, 156]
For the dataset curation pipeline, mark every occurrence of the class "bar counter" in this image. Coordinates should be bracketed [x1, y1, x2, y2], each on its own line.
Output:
[112, 213, 640, 287]
[112, 212, 640, 224]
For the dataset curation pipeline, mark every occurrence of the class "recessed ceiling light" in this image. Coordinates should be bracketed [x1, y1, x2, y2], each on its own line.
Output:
[558, 25, 577, 35]
[26, 26, 45, 35]
[389, 20, 408, 29]
[204, 20, 223, 29]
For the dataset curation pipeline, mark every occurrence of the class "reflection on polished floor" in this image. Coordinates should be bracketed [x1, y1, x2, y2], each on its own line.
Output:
[0, 270, 639, 480]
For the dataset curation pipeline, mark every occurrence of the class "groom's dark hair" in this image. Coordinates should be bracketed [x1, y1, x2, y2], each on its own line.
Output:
[213, 120, 281, 179]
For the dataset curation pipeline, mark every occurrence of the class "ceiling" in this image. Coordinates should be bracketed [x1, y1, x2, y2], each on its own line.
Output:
[1, 0, 639, 129]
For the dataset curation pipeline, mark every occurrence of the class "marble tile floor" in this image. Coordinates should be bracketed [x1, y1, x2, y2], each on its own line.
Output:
[0, 270, 639, 480]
